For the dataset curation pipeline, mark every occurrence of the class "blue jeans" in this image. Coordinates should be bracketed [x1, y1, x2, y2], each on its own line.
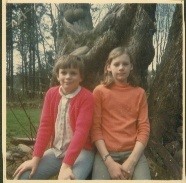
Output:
[18, 148, 94, 180]
[92, 151, 151, 180]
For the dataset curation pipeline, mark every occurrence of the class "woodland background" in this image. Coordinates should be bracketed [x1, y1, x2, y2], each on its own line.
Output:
[5, 3, 184, 180]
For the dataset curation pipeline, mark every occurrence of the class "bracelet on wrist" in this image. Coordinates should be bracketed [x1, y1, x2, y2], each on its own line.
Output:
[102, 153, 110, 161]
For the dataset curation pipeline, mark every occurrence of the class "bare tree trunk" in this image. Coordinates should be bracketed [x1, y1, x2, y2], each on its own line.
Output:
[6, 4, 14, 99]
[32, 4, 36, 98]
[35, 16, 43, 99]
[27, 4, 36, 98]
[147, 4, 182, 179]
[49, 4, 57, 53]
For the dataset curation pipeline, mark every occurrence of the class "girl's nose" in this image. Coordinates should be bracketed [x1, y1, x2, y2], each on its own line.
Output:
[65, 73, 71, 78]
[119, 64, 124, 70]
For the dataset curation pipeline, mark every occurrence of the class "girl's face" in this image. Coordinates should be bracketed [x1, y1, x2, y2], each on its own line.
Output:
[107, 53, 133, 84]
[57, 67, 82, 94]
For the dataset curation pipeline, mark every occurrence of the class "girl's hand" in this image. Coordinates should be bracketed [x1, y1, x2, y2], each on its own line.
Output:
[58, 163, 75, 180]
[13, 157, 40, 179]
[121, 158, 136, 180]
[105, 157, 129, 180]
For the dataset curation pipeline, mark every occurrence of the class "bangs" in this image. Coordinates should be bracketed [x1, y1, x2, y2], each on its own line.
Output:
[60, 60, 79, 69]
[54, 55, 84, 79]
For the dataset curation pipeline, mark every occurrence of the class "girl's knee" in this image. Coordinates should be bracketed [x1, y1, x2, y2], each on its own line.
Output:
[132, 156, 151, 180]
[17, 171, 31, 180]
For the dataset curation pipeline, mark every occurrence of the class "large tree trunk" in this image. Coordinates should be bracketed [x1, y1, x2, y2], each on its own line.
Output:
[53, 3, 156, 91]
[147, 4, 182, 179]
[52, 3, 183, 180]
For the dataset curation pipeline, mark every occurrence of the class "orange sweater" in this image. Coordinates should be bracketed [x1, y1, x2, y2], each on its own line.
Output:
[91, 83, 150, 152]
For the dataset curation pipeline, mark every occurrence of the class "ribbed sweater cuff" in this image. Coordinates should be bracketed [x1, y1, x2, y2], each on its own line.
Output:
[137, 137, 149, 147]
[91, 135, 104, 144]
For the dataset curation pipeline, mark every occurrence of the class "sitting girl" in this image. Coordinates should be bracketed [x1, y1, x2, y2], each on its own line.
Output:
[13, 55, 95, 180]
[91, 47, 151, 180]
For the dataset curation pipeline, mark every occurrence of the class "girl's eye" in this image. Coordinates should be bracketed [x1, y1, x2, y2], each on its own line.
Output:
[114, 63, 120, 67]
[70, 71, 77, 76]
[113, 62, 129, 67]
[61, 71, 67, 75]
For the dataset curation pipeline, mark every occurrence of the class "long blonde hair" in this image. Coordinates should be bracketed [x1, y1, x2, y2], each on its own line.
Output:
[102, 47, 138, 87]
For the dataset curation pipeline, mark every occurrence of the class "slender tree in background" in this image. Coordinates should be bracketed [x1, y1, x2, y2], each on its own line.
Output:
[35, 13, 42, 98]
[48, 4, 58, 52]
[6, 4, 14, 99]
[6, 4, 56, 99]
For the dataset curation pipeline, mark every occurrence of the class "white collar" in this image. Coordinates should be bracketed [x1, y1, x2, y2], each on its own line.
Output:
[59, 86, 81, 99]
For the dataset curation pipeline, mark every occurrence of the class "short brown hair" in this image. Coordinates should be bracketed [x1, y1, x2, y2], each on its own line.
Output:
[53, 55, 84, 80]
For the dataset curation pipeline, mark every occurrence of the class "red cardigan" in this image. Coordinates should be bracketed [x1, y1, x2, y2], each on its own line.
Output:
[33, 86, 94, 166]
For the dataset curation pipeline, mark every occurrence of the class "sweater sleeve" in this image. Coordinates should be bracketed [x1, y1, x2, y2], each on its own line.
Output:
[33, 88, 54, 157]
[136, 90, 150, 147]
[91, 86, 104, 143]
[63, 91, 94, 166]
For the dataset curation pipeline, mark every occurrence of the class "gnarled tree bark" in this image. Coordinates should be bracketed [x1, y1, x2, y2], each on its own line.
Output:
[147, 4, 182, 179]
[52, 3, 156, 91]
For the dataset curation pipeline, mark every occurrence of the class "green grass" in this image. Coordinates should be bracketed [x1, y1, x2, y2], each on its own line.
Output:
[6, 108, 42, 144]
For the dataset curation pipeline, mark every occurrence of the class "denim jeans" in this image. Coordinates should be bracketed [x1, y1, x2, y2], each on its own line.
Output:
[92, 151, 151, 180]
[18, 148, 95, 180]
